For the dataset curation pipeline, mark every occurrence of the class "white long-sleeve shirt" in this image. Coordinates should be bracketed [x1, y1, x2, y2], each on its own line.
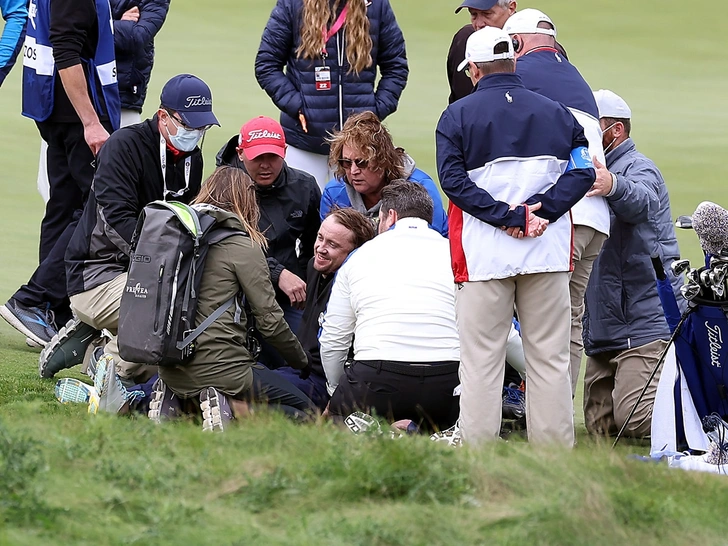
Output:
[319, 217, 460, 394]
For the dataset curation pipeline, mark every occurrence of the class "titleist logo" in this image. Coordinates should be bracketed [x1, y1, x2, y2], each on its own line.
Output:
[246, 129, 282, 142]
[184, 95, 212, 108]
[706, 321, 723, 369]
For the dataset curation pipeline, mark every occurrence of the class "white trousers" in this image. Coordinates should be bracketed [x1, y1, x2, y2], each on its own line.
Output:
[284, 145, 335, 193]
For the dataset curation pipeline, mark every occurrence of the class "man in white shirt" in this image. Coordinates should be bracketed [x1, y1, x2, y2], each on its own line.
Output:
[320, 180, 460, 430]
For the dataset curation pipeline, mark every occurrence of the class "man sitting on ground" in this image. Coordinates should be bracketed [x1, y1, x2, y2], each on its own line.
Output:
[320, 180, 460, 431]
[274, 208, 375, 410]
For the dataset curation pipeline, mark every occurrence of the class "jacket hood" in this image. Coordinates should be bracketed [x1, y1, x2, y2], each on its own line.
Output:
[192, 204, 247, 232]
[401, 152, 416, 179]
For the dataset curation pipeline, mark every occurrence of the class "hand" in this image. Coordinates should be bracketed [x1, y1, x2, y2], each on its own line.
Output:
[278, 269, 307, 309]
[322, 402, 330, 419]
[299, 361, 312, 380]
[84, 121, 110, 156]
[524, 202, 549, 238]
[586, 156, 614, 197]
[298, 111, 308, 133]
[121, 6, 140, 21]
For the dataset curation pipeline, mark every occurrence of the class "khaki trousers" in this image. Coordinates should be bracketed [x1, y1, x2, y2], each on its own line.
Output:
[568, 226, 608, 394]
[583, 339, 668, 438]
[69, 273, 156, 383]
[456, 272, 574, 447]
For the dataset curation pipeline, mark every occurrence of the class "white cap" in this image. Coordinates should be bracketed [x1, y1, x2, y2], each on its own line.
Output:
[504, 8, 557, 37]
[593, 89, 632, 119]
[457, 26, 515, 72]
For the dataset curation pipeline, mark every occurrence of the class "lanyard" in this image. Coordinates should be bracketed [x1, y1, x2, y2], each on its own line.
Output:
[160, 135, 192, 201]
[321, 4, 348, 57]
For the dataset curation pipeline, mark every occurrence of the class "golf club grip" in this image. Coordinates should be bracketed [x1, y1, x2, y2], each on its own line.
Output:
[652, 256, 666, 281]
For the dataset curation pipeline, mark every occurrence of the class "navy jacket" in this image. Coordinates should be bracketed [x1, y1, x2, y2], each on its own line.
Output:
[583, 138, 682, 354]
[255, 0, 408, 155]
[111, 0, 169, 112]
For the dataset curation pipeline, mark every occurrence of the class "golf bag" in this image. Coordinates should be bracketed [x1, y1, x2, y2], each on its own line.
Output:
[118, 201, 245, 367]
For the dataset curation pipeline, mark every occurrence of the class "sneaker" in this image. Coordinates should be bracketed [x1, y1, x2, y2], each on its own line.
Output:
[26, 337, 43, 349]
[0, 299, 58, 347]
[148, 378, 182, 423]
[39, 318, 101, 379]
[200, 387, 233, 432]
[85, 346, 105, 381]
[344, 411, 381, 435]
[88, 354, 137, 414]
[502, 384, 526, 421]
[55, 378, 96, 404]
[430, 423, 462, 447]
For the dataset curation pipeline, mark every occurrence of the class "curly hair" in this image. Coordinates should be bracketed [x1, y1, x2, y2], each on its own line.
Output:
[327, 111, 405, 184]
[192, 166, 268, 250]
[296, 0, 373, 75]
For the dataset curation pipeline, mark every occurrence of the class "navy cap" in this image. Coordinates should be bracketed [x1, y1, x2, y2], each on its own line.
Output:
[455, 0, 498, 14]
[160, 74, 219, 129]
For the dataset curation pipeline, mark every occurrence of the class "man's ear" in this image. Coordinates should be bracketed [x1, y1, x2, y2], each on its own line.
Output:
[388, 209, 398, 226]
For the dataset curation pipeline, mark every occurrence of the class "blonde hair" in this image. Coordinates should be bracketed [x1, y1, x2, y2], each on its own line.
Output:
[296, 0, 373, 75]
[327, 110, 405, 183]
[192, 166, 268, 249]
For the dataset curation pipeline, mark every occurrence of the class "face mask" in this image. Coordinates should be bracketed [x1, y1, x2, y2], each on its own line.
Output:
[602, 122, 618, 154]
[167, 115, 204, 152]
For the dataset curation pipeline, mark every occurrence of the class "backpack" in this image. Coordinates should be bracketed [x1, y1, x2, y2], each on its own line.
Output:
[118, 201, 245, 366]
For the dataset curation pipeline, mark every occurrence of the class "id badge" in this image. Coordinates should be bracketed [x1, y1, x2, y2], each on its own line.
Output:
[315, 66, 332, 91]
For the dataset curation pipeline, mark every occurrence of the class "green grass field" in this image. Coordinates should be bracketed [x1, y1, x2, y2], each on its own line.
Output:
[2, 1, 728, 544]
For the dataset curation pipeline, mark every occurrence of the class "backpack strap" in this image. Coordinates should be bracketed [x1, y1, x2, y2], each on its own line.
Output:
[177, 294, 237, 350]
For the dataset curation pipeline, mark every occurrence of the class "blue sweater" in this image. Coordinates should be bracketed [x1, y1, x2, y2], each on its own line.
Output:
[0, 0, 27, 86]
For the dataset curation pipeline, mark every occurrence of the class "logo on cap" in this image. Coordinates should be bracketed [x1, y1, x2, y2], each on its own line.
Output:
[184, 95, 212, 109]
[246, 129, 282, 143]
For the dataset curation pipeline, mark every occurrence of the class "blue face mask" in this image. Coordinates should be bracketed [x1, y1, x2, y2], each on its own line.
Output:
[167, 115, 204, 152]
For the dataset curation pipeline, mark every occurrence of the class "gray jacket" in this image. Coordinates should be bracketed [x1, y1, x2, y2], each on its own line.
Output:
[583, 138, 682, 355]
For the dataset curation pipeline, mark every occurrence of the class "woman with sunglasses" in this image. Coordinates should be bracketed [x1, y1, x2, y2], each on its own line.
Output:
[320, 111, 449, 236]
[255, 0, 408, 191]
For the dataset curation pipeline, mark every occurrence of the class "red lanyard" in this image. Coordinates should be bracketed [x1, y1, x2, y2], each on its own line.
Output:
[321, 4, 348, 56]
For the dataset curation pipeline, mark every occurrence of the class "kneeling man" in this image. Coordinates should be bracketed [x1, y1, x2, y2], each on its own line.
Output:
[320, 180, 460, 430]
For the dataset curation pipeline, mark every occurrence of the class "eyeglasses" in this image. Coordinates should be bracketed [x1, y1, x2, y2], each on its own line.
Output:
[165, 110, 212, 132]
[337, 157, 370, 171]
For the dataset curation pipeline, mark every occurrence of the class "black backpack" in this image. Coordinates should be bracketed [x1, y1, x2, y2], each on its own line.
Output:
[118, 201, 245, 366]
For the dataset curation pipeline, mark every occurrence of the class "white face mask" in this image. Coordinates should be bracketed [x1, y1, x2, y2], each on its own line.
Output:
[602, 122, 618, 154]
[167, 115, 204, 152]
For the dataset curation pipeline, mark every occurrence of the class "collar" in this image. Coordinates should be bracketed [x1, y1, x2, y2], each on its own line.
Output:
[392, 217, 430, 230]
[475, 72, 525, 92]
[254, 164, 287, 193]
[523, 46, 559, 56]
[605, 137, 635, 167]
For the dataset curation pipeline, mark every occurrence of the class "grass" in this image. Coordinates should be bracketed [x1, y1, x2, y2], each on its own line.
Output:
[2, 0, 728, 543]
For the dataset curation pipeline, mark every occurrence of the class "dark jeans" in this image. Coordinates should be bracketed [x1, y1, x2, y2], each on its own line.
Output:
[328, 360, 460, 432]
[257, 303, 304, 370]
[246, 364, 317, 419]
[273, 366, 328, 410]
[13, 121, 101, 324]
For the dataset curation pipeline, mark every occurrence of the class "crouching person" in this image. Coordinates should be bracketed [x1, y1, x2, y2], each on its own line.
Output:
[274, 208, 376, 410]
[320, 180, 460, 431]
[153, 167, 315, 430]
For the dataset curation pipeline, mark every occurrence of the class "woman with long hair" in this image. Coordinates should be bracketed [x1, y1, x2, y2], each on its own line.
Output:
[153, 166, 314, 430]
[320, 111, 449, 236]
[255, 0, 408, 191]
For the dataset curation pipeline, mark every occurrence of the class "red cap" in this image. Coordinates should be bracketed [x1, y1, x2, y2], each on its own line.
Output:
[238, 116, 286, 160]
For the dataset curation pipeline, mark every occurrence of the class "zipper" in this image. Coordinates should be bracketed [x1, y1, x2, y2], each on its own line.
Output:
[153, 263, 165, 331]
[337, 32, 344, 128]
[167, 251, 183, 335]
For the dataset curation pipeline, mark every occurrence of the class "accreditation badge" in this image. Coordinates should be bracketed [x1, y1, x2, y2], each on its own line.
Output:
[315, 66, 332, 91]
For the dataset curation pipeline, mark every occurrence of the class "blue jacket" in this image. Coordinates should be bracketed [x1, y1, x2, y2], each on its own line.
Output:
[320, 155, 448, 237]
[255, 0, 408, 155]
[583, 138, 682, 354]
[0, 0, 27, 86]
[111, 0, 169, 112]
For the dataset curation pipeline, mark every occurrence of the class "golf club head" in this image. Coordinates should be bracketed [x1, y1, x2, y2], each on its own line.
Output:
[687, 268, 700, 284]
[675, 215, 693, 229]
[681, 282, 702, 301]
[671, 259, 691, 277]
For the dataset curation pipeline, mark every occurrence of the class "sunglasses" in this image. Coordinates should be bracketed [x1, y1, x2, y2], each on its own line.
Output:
[337, 157, 370, 171]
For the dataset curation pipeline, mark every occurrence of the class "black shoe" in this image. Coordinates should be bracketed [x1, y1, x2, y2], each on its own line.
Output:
[0, 298, 58, 347]
[38, 317, 101, 378]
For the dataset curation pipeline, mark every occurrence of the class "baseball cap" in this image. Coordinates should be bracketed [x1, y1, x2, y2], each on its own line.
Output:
[160, 74, 219, 129]
[593, 89, 632, 119]
[457, 26, 514, 71]
[503, 8, 556, 37]
[455, 0, 498, 14]
[238, 116, 286, 160]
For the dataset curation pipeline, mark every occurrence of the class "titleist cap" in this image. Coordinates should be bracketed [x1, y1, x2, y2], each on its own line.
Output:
[504, 8, 557, 37]
[593, 89, 632, 119]
[160, 74, 219, 129]
[458, 26, 514, 71]
[238, 116, 286, 160]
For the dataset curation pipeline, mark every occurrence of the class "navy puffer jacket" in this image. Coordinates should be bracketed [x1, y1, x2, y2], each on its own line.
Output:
[255, 0, 408, 155]
[111, 0, 169, 112]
